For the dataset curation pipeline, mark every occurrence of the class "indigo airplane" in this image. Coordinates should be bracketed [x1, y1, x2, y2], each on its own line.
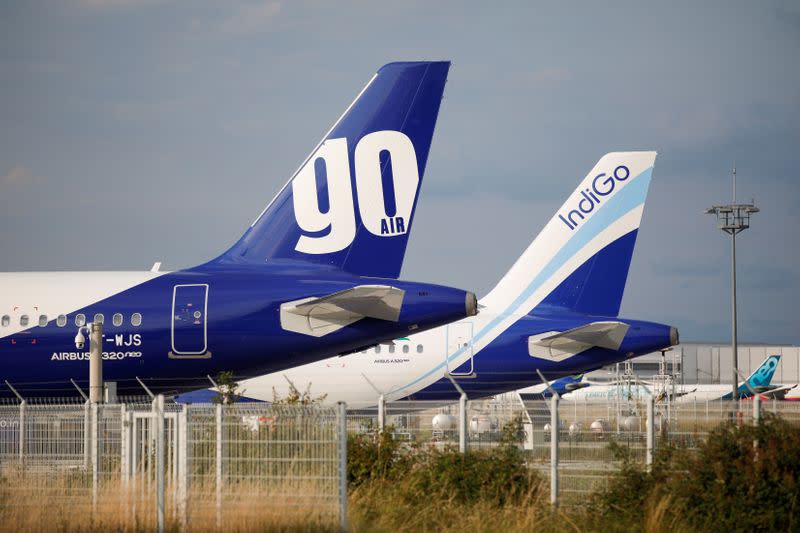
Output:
[0, 61, 480, 399]
[184, 151, 680, 407]
[518, 355, 796, 402]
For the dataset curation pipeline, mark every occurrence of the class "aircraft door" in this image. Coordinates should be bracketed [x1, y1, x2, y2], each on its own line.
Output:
[446, 322, 474, 376]
[170, 284, 210, 358]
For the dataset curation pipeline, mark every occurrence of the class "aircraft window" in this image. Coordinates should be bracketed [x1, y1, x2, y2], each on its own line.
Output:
[57, 315, 67, 327]
[131, 313, 142, 327]
[112, 313, 123, 327]
[416, 344, 423, 354]
[402, 345, 409, 354]
[94, 313, 104, 325]
[388, 345, 395, 354]
[20, 315, 29, 327]
[38, 315, 48, 327]
[75, 314, 86, 327]
[1, 315, 9, 327]
[375, 345, 381, 354]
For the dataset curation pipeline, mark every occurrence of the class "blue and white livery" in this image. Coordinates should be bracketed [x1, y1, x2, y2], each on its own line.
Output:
[196, 151, 680, 407]
[0, 61, 479, 399]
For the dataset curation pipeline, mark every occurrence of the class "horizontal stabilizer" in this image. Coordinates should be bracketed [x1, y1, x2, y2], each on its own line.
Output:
[760, 384, 796, 400]
[528, 321, 629, 362]
[564, 382, 591, 392]
[280, 285, 405, 337]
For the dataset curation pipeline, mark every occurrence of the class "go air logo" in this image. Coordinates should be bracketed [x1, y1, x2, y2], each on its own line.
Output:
[558, 165, 630, 231]
[292, 131, 420, 255]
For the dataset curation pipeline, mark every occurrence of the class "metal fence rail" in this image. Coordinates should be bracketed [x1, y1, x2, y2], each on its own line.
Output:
[0, 399, 346, 532]
[345, 394, 800, 506]
[2, 392, 799, 530]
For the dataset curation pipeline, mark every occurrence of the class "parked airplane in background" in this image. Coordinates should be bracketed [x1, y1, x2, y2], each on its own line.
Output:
[516, 374, 588, 400]
[182, 151, 679, 408]
[0, 61, 479, 399]
[518, 355, 795, 402]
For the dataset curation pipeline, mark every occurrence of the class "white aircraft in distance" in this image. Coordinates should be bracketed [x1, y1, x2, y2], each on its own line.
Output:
[179, 151, 680, 408]
[517, 355, 797, 403]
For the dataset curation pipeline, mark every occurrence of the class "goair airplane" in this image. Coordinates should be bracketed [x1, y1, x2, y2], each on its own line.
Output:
[0, 61, 480, 399]
[519, 355, 795, 402]
[182, 151, 680, 407]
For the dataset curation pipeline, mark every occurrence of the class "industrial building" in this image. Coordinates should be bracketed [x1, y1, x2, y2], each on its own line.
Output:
[587, 342, 800, 386]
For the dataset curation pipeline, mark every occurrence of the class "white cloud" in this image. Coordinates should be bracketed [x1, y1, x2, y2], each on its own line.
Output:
[220, 1, 281, 34]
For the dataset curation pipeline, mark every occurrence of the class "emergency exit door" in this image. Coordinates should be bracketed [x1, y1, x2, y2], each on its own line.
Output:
[170, 284, 210, 358]
[446, 322, 474, 376]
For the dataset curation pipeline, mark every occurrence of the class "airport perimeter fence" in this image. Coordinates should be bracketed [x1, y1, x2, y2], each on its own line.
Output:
[0, 399, 347, 532]
[1, 395, 798, 530]
[349, 395, 800, 506]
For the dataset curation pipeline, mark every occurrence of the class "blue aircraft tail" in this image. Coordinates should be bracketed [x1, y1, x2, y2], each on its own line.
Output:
[482, 152, 657, 317]
[212, 61, 450, 278]
[729, 355, 781, 399]
[546, 374, 585, 397]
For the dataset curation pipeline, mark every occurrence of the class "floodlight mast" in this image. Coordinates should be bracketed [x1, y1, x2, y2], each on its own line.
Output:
[704, 164, 759, 408]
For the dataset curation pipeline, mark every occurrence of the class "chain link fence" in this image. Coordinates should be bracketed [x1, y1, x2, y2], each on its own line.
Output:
[0, 399, 347, 532]
[2, 393, 799, 529]
[348, 394, 800, 505]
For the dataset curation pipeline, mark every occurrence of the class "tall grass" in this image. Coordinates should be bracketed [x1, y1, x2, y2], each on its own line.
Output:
[0, 474, 339, 532]
[347, 428, 569, 533]
[348, 416, 800, 533]
[3, 415, 798, 532]
[588, 414, 800, 532]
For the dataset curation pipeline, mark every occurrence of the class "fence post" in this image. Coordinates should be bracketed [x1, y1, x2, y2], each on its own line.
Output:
[155, 394, 165, 533]
[753, 394, 761, 426]
[120, 404, 129, 484]
[91, 402, 101, 512]
[215, 403, 223, 529]
[646, 395, 655, 468]
[459, 393, 468, 454]
[550, 394, 559, 507]
[83, 400, 90, 470]
[338, 402, 348, 533]
[377, 394, 386, 431]
[18, 400, 26, 466]
[177, 404, 189, 530]
[753, 394, 761, 458]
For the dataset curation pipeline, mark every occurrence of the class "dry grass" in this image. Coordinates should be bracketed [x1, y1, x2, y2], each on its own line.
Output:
[348, 479, 580, 533]
[0, 473, 339, 532]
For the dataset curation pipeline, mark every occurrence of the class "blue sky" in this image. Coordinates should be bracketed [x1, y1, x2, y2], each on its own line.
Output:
[1, 0, 798, 344]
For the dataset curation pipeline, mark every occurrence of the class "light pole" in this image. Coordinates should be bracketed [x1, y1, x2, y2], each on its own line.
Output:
[705, 165, 759, 406]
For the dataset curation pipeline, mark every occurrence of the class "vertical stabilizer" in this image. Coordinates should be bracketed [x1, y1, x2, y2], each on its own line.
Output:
[212, 62, 450, 278]
[483, 152, 657, 317]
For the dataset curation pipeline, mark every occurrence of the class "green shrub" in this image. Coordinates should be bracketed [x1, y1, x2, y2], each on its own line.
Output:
[590, 414, 800, 532]
[347, 428, 413, 487]
[348, 429, 540, 506]
[401, 444, 538, 506]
